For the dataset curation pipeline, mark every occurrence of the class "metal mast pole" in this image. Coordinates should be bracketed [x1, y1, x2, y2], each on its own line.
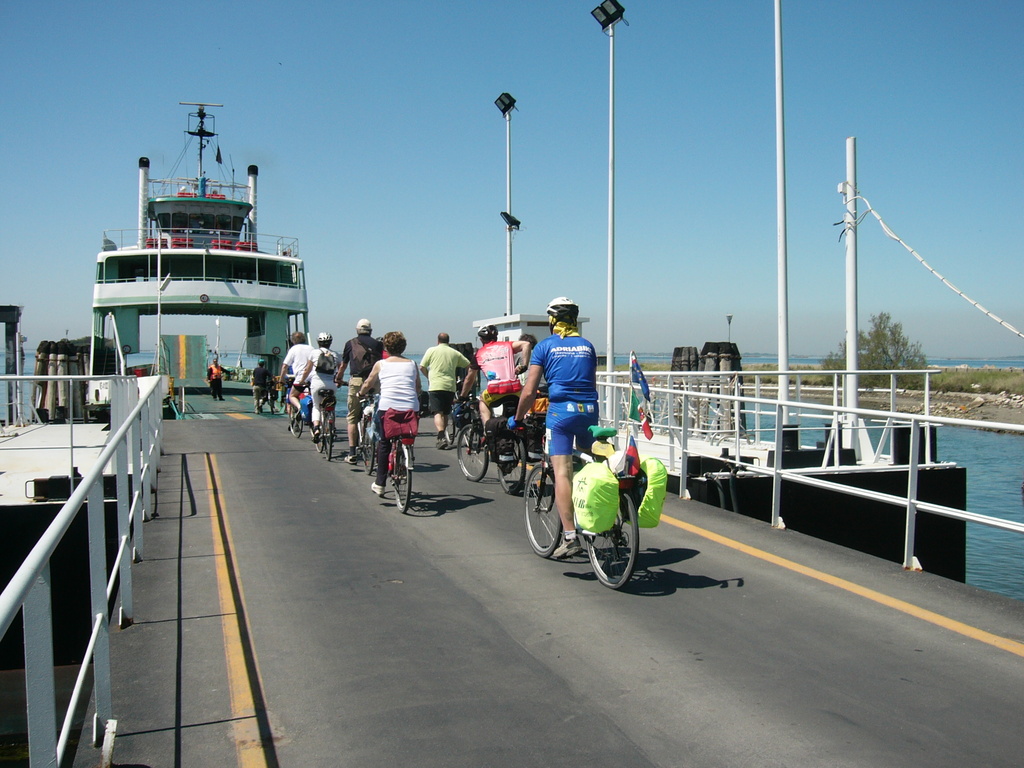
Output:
[774, 0, 790, 412]
[844, 136, 859, 410]
[505, 110, 513, 316]
[606, 21, 616, 375]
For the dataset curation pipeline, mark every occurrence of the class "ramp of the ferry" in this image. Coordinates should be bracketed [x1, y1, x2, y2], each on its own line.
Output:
[76, 391, 1024, 767]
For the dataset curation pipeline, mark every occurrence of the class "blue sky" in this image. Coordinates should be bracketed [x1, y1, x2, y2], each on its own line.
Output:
[1, 1, 1021, 358]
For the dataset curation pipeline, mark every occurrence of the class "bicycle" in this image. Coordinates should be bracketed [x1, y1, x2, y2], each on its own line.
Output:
[315, 388, 338, 461]
[524, 425, 644, 590]
[388, 433, 415, 513]
[455, 395, 489, 481]
[357, 394, 379, 474]
[445, 394, 474, 449]
[499, 412, 547, 496]
[288, 384, 311, 439]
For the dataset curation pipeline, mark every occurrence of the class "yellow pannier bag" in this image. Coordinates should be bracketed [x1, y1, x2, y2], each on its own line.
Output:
[572, 461, 619, 534]
[638, 457, 667, 528]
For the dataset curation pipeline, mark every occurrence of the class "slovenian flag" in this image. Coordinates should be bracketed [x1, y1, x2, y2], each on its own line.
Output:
[624, 434, 642, 477]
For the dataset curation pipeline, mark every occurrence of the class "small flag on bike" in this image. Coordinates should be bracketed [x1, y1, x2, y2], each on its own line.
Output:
[624, 434, 642, 476]
[639, 407, 654, 441]
[629, 351, 650, 401]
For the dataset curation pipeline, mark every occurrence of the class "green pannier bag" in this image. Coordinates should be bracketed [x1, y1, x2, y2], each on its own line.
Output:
[638, 457, 667, 528]
[572, 461, 619, 534]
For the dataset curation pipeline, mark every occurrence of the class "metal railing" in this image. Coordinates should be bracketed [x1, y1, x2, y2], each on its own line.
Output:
[101, 228, 299, 258]
[597, 369, 1024, 571]
[0, 374, 165, 767]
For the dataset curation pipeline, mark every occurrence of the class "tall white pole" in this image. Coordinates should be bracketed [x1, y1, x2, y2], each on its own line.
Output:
[774, 0, 790, 414]
[606, 22, 616, 375]
[844, 137, 859, 410]
[505, 111, 513, 316]
[156, 241, 163, 373]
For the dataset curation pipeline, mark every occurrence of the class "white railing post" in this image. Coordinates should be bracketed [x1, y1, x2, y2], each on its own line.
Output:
[680, 393, 690, 499]
[771, 402, 785, 528]
[23, 567, 58, 768]
[86, 483, 112, 746]
[904, 422, 922, 570]
[114, 440, 134, 625]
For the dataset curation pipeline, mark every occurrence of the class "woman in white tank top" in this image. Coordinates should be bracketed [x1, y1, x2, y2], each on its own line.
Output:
[358, 331, 421, 493]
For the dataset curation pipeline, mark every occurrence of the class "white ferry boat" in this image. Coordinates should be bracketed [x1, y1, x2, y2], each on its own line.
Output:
[91, 103, 308, 375]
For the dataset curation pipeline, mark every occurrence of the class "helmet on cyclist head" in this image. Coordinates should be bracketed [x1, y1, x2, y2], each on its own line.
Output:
[317, 331, 333, 347]
[477, 324, 498, 343]
[546, 297, 579, 326]
[356, 319, 372, 334]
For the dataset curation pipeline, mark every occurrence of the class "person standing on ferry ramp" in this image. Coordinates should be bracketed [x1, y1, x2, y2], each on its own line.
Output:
[207, 357, 225, 400]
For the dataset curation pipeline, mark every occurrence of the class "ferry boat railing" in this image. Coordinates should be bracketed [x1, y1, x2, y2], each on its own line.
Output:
[101, 228, 299, 258]
[596, 369, 1024, 572]
[0, 373, 165, 766]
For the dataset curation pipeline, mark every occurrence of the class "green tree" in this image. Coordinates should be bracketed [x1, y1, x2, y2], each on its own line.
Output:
[822, 312, 928, 387]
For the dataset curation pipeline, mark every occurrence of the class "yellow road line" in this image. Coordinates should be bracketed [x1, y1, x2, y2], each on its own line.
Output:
[661, 513, 1024, 658]
[225, 413, 252, 420]
[206, 454, 272, 767]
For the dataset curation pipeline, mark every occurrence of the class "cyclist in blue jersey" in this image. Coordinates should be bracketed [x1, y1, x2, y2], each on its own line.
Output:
[510, 297, 598, 559]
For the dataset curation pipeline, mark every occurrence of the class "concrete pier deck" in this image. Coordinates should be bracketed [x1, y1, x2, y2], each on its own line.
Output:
[64, 390, 1024, 767]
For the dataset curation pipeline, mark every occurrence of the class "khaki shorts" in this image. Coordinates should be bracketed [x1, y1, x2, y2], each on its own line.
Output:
[346, 376, 365, 424]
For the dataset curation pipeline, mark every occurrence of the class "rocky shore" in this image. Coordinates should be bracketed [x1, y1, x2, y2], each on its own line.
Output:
[852, 390, 1024, 429]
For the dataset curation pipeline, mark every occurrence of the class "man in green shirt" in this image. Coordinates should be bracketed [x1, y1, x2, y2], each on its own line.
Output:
[419, 332, 471, 449]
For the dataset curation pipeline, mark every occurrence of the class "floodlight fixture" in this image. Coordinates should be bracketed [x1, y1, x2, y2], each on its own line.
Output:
[591, 0, 625, 30]
[500, 212, 521, 230]
[495, 92, 516, 118]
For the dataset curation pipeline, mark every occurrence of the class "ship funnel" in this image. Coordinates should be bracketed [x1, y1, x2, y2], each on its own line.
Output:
[138, 157, 150, 248]
[247, 164, 259, 241]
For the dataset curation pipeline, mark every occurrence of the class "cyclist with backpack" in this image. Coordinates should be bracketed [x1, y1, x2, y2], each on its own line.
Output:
[295, 331, 340, 442]
[339, 319, 384, 464]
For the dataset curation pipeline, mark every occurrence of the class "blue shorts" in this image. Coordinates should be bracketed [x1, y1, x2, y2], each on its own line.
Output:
[545, 401, 599, 456]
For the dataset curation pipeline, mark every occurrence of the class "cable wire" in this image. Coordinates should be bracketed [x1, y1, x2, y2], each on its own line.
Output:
[849, 195, 1024, 341]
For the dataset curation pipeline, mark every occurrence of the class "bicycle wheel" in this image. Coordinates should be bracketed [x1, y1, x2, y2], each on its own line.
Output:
[362, 422, 377, 475]
[324, 420, 335, 461]
[497, 436, 526, 495]
[587, 491, 640, 590]
[456, 422, 488, 482]
[392, 442, 413, 513]
[290, 410, 303, 439]
[524, 464, 560, 557]
[444, 415, 458, 449]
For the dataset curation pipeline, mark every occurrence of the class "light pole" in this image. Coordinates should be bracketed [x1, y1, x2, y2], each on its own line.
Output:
[591, 0, 626, 374]
[726, 314, 733, 344]
[495, 92, 517, 316]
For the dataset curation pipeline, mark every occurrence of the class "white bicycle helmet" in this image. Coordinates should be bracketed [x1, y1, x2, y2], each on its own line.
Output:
[317, 331, 333, 347]
[546, 297, 579, 324]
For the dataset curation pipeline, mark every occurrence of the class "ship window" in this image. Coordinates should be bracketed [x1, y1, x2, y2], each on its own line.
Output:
[171, 212, 188, 231]
[206, 256, 230, 279]
[157, 213, 172, 230]
[233, 216, 245, 231]
[247, 315, 266, 335]
[166, 255, 203, 278]
[215, 214, 235, 232]
[189, 213, 215, 231]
